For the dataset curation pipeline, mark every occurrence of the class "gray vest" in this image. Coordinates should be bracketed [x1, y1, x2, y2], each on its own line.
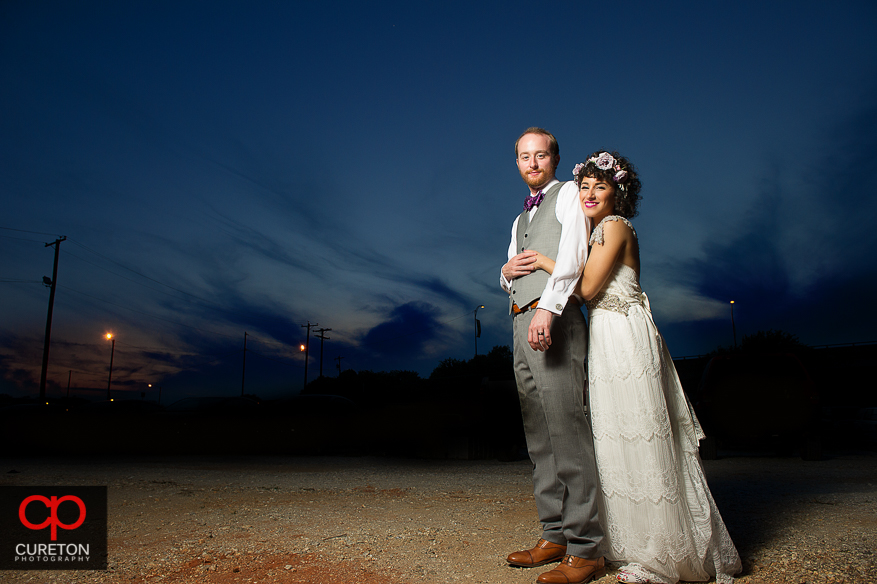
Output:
[508, 182, 564, 314]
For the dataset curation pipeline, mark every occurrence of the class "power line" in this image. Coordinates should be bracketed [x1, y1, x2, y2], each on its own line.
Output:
[6, 227, 485, 368]
[0, 279, 43, 284]
[63, 249, 209, 306]
[0, 233, 50, 243]
[0, 226, 63, 237]
[247, 349, 303, 369]
[67, 238, 217, 305]
[2, 228, 222, 310]
[58, 284, 239, 339]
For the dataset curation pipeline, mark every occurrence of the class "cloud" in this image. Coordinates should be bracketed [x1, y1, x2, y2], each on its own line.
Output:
[359, 301, 447, 361]
[657, 97, 877, 347]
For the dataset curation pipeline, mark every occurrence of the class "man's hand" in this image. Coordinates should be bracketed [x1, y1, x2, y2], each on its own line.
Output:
[502, 251, 537, 282]
[528, 308, 554, 352]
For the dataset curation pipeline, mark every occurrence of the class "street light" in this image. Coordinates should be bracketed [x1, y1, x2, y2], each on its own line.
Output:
[148, 383, 162, 405]
[105, 333, 115, 401]
[474, 305, 485, 357]
[730, 301, 737, 349]
[300, 343, 308, 389]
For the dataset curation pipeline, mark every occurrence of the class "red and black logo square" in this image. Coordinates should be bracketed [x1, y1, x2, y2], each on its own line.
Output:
[0, 486, 107, 570]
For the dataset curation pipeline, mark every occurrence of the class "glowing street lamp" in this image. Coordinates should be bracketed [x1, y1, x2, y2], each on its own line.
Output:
[105, 333, 115, 401]
[148, 383, 162, 405]
[300, 343, 309, 388]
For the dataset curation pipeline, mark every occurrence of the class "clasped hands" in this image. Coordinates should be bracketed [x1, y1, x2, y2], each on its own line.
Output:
[502, 250, 551, 281]
[503, 251, 554, 352]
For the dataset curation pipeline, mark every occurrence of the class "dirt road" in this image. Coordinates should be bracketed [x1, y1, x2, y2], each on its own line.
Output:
[1, 453, 875, 584]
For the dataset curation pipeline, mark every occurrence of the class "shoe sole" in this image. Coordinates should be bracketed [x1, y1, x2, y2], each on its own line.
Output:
[536, 566, 607, 583]
[507, 557, 565, 568]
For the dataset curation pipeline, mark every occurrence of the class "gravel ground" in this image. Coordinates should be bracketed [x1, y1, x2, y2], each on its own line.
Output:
[1, 452, 875, 584]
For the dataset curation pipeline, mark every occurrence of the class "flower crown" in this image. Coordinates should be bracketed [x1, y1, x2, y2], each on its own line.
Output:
[572, 152, 629, 191]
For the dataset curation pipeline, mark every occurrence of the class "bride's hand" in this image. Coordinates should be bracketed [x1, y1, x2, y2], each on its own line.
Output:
[529, 251, 555, 275]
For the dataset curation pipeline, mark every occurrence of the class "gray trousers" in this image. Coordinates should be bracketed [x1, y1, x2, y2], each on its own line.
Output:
[513, 304, 603, 559]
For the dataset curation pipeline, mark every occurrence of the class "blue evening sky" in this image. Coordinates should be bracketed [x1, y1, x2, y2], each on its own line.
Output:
[2, 1, 876, 401]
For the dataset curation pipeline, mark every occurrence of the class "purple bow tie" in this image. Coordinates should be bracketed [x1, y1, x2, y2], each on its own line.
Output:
[523, 190, 544, 212]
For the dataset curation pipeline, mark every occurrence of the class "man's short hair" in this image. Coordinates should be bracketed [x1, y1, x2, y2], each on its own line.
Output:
[514, 127, 560, 161]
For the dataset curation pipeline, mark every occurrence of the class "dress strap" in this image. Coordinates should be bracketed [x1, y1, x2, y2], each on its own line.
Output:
[590, 215, 636, 246]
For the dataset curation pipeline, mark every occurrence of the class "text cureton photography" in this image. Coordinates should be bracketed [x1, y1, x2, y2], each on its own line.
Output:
[14, 543, 91, 563]
[0, 486, 107, 571]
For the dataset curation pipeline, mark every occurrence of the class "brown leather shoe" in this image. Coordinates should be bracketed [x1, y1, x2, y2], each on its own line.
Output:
[536, 555, 606, 583]
[506, 538, 567, 568]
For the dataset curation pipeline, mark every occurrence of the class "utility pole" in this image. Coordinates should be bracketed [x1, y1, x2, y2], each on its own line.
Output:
[335, 355, 344, 376]
[66, 370, 72, 399]
[106, 335, 115, 400]
[315, 328, 331, 378]
[148, 383, 163, 405]
[730, 301, 737, 349]
[39, 236, 66, 401]
[474, 305, 484, 357]
[300, 321, 317, 389]
[241, 332, 248, 396]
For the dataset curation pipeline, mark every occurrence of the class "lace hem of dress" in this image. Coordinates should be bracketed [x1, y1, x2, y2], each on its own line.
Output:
[600, 448, 742, 584]
[590, 215, 636, 246]
[616, 563, 737, 584]
[615, 563, 671, 584]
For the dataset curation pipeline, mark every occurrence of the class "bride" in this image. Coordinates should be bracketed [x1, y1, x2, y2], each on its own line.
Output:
[530, 151, 741, 584]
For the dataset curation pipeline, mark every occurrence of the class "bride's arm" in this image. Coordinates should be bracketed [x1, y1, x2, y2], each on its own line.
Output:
[529, 251, 556, 275]
[576, 220, 628, 300]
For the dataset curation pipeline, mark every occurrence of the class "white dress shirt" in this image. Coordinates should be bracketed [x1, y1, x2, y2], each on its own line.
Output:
[500, 179, 591, 315]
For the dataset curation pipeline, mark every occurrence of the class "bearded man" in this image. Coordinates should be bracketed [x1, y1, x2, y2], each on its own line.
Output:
[500, 127, 605, 584]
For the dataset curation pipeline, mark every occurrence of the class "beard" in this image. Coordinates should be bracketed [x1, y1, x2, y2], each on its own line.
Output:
[519, 162, 557, 190]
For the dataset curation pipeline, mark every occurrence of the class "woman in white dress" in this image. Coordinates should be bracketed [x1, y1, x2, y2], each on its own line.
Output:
[530, 151, 741, 584]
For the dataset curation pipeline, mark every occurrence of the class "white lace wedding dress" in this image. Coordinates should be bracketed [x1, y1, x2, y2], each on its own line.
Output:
[586, 216, 741, 584]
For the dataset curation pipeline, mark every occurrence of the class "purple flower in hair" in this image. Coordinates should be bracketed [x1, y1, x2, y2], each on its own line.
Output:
[593, 152, 615, 170]
[613, 170, 628, 183]
[572, 162, 585, 178]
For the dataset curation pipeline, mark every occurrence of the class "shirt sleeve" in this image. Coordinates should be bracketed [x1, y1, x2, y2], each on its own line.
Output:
[539, 181, 590, 314]
[499, 216, 520, 293]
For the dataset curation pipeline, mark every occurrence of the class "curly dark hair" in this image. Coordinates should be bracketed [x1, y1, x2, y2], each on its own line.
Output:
[574, 150, 642, 219]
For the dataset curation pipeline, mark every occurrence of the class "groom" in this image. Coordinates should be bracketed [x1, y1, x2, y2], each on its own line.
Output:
[500, 128, 604, 584]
